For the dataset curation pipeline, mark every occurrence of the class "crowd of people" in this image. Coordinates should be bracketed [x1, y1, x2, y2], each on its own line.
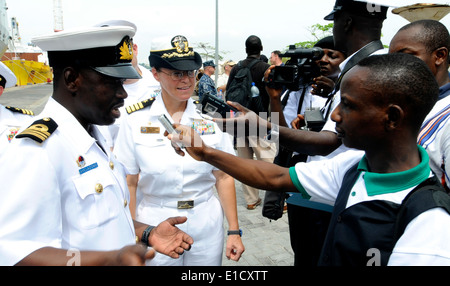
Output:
[1, 0, 450, 267]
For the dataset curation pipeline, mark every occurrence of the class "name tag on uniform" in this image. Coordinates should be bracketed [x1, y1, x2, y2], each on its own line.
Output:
[79, 162, 99, 175]
[192, 119, 215, 135]
[141, 126, 160, 134]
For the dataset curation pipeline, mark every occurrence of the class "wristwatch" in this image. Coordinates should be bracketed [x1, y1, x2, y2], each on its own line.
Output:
[227, 229, 243, 237]
[141, 225, 155, 245]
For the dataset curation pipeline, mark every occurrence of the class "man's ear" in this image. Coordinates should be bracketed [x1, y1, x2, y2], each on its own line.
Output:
[385, 104, 404, 131]
[63, 67, 80, 95]
[434, 47, 449, 67]
[343, 15, 354, 33]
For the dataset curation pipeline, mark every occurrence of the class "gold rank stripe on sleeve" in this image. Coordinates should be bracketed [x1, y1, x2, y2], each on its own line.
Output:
[16, 117, 58, 143]
[5, 106, 35, 116]
[125, 97, 156, 114]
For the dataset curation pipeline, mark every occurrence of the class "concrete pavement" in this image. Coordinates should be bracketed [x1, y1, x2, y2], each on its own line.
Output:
[0, 83, 295, 266]
[1, 83, 52, 115]
[221, 184, 294, 266]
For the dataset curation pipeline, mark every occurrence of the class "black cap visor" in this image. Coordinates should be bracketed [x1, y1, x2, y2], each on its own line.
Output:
[92, 63, 141, 79]
[149, 52, 202, 71]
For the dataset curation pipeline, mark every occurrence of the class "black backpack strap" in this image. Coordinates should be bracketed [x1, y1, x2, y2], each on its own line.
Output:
[319, 163, 360, 265]
[393, 175, 450, 243]
[334, 40, 384, 92]
[235, 58, 260, 72]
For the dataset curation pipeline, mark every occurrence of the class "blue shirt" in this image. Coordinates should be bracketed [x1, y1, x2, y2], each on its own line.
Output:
[198, 74, 217, 101]
[439, 82, 450, 100]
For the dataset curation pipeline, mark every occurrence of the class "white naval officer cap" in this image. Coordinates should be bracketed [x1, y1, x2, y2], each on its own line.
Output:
[0, 61, 17, 88]
[93, 19, 137, 32]
[31, 25, 141, 79]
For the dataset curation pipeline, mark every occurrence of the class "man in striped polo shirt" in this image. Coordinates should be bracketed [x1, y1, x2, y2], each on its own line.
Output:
[389, 20, 450, 190]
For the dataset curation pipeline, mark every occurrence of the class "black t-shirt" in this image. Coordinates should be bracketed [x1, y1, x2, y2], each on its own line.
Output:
[226, 56, 271, 113]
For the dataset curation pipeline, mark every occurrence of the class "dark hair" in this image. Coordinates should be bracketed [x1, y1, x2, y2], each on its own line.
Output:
[357, 53, 439, 130]
[314, 36, 335, 50]
[272, 50, 282, 57]
[245, 35, 263, 55]
[399, 19, 450, 55]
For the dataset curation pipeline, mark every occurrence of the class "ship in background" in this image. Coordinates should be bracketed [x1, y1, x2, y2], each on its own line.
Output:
[0, 0, 53, 86]
[0, 0, 9, 56]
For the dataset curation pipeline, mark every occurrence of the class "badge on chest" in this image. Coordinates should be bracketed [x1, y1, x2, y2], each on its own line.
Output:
[140, 126, 160, 134]
[192, 119, 215, 135]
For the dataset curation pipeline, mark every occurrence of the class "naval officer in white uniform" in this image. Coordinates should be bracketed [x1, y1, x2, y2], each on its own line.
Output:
[0, 62, 34, 152]
[0, 24, 193, 266]
[114, 35, 244, 266]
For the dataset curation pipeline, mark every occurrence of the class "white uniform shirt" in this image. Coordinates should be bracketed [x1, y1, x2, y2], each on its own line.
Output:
[114, 95, 235, 211]
[99, 66, 161, 148]
[0, 105, 33, 153]
[282, 86, 327, 129]
[114, 95, 235, 265]
[289, 147, 450, 265]
[0, 98, 135, 266]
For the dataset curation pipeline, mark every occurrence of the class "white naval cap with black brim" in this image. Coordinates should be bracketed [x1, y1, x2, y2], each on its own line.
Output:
[31, 25, 141, 79]
[149, 35, 202, 71]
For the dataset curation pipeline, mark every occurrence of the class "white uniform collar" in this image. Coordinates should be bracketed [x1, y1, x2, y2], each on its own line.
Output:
[149, 94, 203, 123]
[40, 97, 100, 154]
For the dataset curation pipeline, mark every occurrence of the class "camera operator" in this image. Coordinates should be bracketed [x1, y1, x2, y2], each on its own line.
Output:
[212, 0, 388, 265]
[265, 36, 345, 266]
[214, 0, 388, 158]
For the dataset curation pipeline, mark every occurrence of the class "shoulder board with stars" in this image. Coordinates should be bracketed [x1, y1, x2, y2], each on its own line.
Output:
[126, 97, 156, 114]
[5, 106, 34, 116]
[16, 117, 58, 144]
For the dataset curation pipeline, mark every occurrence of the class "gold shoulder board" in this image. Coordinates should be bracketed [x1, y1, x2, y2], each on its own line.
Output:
[126, 97, 156, 114]
[5, 106, 34, 116]
[16, 117, 58, 144]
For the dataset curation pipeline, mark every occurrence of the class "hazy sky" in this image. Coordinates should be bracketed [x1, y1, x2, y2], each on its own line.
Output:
[5, 0, 450, 65]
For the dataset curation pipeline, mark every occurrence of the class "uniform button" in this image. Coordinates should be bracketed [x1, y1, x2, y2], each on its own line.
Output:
[337, 215, 342, 222]
[95, 183, 103, 194]
[109, 161, 114, 170]
[124, 199, 128, 207]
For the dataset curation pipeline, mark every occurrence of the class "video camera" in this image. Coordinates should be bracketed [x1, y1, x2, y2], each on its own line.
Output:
[201, 93, 238, 118]
[267, 46, 324, 91]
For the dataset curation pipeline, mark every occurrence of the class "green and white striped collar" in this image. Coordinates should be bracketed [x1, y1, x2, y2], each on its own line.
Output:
[358, 145, 431, 196]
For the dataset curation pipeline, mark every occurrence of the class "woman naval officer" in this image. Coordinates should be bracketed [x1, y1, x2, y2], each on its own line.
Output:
[114, 35, 245, 266]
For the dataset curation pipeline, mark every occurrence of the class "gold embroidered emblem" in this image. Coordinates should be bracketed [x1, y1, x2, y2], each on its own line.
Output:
[172, 35, 190, 53]
[16, 117, 58, 143]
[119, 39, 133, 61]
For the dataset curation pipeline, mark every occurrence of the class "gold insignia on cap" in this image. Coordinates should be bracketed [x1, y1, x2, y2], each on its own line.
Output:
[172, 35, 189, 53]
[119, 38, 133, 61]
[161, 35, 194, 59]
